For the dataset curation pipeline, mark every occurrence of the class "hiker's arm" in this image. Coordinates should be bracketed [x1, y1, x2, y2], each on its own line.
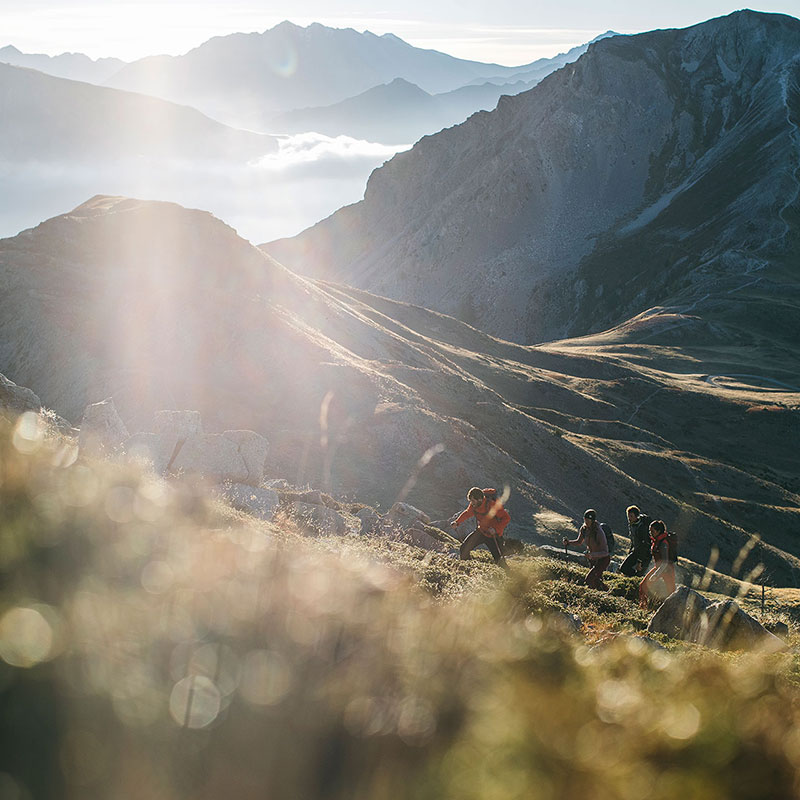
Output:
[564, 530, 585, 548]
[451, 506, 474, 527]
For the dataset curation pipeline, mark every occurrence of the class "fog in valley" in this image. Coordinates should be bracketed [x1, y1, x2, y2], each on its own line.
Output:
[0, 132, 408, 243]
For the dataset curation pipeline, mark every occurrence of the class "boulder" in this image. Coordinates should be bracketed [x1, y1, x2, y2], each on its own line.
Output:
[154, 410, 202, 441]
[691, 599, 786, 653]
[391, 523, 449, 553]
[78, 398, 129, 457]
[221, 430, 269, 486]
[220, 484, 280, 522]
[296, 489, 339, 509]
[170, 434, 253, 485]
[648, 586, 710, 641]
[0, 372, 41, 415]
[355, 507, 381, 535]
[384, 502, 430, 530]
[286, 502, 351, 537]
[648, 586, 786, 652]
[123, 432, 171, 472]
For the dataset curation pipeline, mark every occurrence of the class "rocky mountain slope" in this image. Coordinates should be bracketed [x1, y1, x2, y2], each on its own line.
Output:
[0, 62, 276, 160]
[104, 21, 565, 130]
[1, 196, 797, 585]
[264, 11, 800, 347]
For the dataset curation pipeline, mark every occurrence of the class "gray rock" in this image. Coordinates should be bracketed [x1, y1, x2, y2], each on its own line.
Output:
[123, 432, 171, 472]
[154, 409, 203, 440]
[0, 372, 41, 415]
[222, 430, 269, 486]
[220, 483, 280, 521]
[78, 398, 129, 457]
[296, 489, 338, 509]
[648, 586, 711, 641]
[355, 506, 381, 535]
[648, 586, 786, 652]
[384, 501, 430, 529]
[691, 599, 786, 653]
[170, 434, 251, 485]
[287, 502, 350, 537]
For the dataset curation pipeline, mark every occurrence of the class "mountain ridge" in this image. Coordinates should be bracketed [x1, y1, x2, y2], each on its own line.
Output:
[263, 10, 800, 346]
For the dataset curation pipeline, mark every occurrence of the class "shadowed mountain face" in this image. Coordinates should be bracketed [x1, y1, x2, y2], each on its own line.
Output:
[104, 21, 560, 130]
[1, 197, 798, 586]
[264, 11, 800, 347]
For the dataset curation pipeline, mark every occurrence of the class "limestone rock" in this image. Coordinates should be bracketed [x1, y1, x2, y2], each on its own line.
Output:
[384, 502, 430, 529]
[78, 398, 129, 457]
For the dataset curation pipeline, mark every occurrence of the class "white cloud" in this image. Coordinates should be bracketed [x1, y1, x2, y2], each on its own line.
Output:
[0, 134, 410, 245]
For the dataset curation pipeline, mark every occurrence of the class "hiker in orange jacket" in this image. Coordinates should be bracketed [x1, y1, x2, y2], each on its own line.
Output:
[451, 486, 510, 568]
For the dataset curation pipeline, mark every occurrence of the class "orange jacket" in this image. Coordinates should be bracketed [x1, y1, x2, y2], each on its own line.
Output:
[454, 491, 510, 537]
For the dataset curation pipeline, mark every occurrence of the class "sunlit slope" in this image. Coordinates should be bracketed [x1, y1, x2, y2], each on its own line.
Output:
[0, 62, 275, 160]
[1, 196, 798, 584]
[264, 11, 800, 346]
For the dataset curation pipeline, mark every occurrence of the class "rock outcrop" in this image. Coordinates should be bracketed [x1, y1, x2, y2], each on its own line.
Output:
[648, 586, 786, 652]
[78, 398, 130, 457]
[0, 372, 41, 416]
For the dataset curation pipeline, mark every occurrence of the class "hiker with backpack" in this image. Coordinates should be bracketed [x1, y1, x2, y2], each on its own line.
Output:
[450, 487, 510, 569]
[638, 519, 677, 607]
[563, 509, 610, 591]
[619, 505, 653, 577]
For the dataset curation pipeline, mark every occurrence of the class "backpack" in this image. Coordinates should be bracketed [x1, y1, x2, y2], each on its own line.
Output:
[652, 530, 678, 563]
[599, 522, 615, 556]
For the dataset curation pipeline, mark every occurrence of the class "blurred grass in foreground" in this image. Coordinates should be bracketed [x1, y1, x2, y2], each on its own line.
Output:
[1, 415, 800, 800]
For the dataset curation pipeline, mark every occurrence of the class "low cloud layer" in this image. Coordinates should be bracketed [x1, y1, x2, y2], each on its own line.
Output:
[0, 132, 410, 245]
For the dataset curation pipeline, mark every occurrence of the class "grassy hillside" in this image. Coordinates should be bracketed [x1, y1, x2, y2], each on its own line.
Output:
[1, 414, 799, 800]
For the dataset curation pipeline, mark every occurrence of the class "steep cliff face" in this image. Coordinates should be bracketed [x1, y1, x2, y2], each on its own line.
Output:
[265, 11, 800, 344]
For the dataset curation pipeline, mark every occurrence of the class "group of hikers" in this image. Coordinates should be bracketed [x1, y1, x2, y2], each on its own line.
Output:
[450, 487, 677, 607]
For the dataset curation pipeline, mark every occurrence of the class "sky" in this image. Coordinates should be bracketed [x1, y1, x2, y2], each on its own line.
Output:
[3, 0, 799, 65]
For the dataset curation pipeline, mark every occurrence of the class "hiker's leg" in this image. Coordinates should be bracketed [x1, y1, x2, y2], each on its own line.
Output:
[664, 564, 676, 595]
[460, 529, 483, 560]
[619, 552, 640, 577]
[485, 535, 509, 570]
[587, 556, 610, 591]
[639, 566, 658, 606]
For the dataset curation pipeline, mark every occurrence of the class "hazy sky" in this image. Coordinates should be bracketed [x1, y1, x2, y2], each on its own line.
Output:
[3, 0, 799, 64]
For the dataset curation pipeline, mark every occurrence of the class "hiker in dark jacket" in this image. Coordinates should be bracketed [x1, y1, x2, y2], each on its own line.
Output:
[639, 519, 677, 607]
[563, 509, 610, 591]
[619, 505, 653, 577]
[451, 486, 510, 568]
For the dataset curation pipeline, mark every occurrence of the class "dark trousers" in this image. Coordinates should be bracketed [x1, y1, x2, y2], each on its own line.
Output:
[460, 529, 507, 567]
[619, 551, 651, 577]
[585, 556, 610, 591]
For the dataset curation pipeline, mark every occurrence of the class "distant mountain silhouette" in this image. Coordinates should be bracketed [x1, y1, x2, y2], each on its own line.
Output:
[268, 35, 618, 143]
[0, 62, 275, 160]
[0, 44, 126, 83]
[264, 11, 800, 346]
[104, 21, 586, 131]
